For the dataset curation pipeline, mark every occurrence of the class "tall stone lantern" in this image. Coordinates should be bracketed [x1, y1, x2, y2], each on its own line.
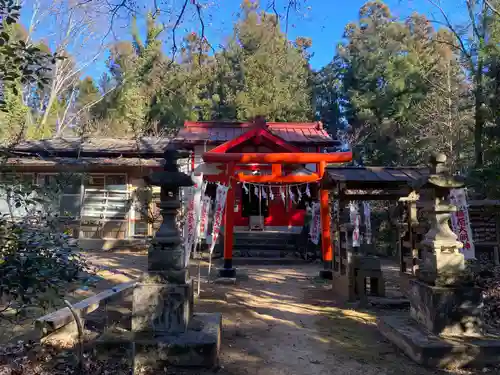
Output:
[378, 153, 500, 369]
[413, 153, 468, 287]
[408, 153, 481, 337]
[130, 149, 221, 374]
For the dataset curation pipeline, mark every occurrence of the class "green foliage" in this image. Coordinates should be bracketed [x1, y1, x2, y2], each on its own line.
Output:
[0, 174, 88, 320]
[334, 1, 471, 168]
[84, 3, 314, 136]
[0, 1, 57, 112]
[222, 5, 313, 121]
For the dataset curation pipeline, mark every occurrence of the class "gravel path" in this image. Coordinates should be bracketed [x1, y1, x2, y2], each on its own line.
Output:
[195, 264, 473, 375]
[54, 253, 488, 374]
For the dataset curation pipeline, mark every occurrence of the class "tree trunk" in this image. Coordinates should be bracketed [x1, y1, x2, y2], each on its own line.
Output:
[474, 60, 485, 168]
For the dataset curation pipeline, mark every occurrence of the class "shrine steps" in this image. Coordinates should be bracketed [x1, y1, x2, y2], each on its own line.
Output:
[232, 231, 305, 262]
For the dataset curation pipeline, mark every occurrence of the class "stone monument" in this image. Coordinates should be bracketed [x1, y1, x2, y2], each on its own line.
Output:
[102, 149, 222, 375]
[378, 153, 500, 369]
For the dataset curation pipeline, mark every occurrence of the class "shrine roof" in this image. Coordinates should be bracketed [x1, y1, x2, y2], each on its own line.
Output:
[326, 166, 429, 185]
[11, 137, 173, 158]
[1, 156, 164, 168]
[180, 121, 339, 146]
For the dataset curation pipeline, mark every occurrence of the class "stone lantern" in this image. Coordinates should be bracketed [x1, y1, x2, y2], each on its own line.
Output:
[413, 153, 468, 287]
[378, 153, 500, 369]
[129, 148, 221, 374]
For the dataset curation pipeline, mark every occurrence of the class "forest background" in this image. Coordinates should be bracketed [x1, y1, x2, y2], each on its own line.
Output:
[2, 0, 500, 196]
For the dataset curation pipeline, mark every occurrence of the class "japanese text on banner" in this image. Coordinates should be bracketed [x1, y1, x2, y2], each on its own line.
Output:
[350, 202, 361, 247]
[309, 202, 321, 245]
[209, 184, 229, 254]
[363, 202, 372, 245]
[192, 177, 206, 252]
[199, 196, 211, 240]
[183, 174, 204, 266]
[450, 188, 475, 260]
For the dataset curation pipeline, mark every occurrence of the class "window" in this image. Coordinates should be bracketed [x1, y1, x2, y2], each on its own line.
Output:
[80, 174, 130, 239]
[37, 173, 82, 218]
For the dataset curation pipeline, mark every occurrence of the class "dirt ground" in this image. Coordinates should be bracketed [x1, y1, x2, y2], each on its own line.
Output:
[81, 251, 488, 375]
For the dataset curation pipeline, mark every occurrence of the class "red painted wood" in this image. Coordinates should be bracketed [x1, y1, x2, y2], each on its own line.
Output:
[320, 189, 332, 262]
[232, 184, 305, 227]
[208, 127, 302, 154]
[237, 173, 321, 183]
[203, 152, 353, 164]
[224, 162, 236, 260]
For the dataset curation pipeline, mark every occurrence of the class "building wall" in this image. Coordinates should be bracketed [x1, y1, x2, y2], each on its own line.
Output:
[194, 141, 308, 231]
[0, 166, 162, 251]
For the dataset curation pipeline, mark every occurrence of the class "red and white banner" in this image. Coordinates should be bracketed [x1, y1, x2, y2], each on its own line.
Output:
[184, 174, 204, 266]
[309, 202, 321, 245]
[450, 189, 475, 260]
[363, 202, 372, 245]
[209, 184, 229, 254]
[350, 202, 361, 247]
[199, 196, 211, 240]
[192, 179, 207, 252]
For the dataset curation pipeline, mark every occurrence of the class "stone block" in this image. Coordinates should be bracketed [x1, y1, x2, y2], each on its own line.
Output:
[217, 267, 236, 278]
[97, 313, 222, 373]
[319, 270, 333, 280]
[132, 279, 194, 334]
[352, 254, 381, 270]
[213, 277, 237, 285]
[408, 279, 483, 337]
[377, 315, 500, 369]
[148, 248, 185, 273]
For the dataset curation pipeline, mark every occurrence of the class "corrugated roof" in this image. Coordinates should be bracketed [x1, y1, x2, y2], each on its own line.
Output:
[326, 166, 429, 184]
[3, 157, 164, 168]
[12, 137, 175, 157]
[180, 121, 339, 145]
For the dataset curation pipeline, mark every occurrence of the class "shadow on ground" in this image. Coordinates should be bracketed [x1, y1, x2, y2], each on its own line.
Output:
[3, 251, 480, 375]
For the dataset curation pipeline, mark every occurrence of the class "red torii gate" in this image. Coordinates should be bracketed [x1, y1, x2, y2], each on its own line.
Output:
[202, 151, 353, 277]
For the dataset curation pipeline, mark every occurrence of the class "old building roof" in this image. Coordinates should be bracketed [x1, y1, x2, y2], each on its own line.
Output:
[12, 137, 174, 158]
[11, 122, 338, 158]
[3, 157, 164, 168]
[180, 121, 339, 146]
[326, 166, 429, 185]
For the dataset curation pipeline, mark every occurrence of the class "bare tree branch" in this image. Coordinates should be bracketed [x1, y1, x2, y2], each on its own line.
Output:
[485, 0, 500, 17]
[426, 0, 473, 62]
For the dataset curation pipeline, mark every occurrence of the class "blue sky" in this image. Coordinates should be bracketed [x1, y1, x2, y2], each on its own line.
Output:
[21, 0, 465, 78]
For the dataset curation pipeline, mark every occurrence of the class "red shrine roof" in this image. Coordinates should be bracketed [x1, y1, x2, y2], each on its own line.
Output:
[179, 121, 339, 146]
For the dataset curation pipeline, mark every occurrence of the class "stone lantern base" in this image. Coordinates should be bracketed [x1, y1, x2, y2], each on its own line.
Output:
[98, 313, 222, 374]
[377, 316, 500, 369]
[408, 279, 483, 337]
[377, 278, 500, 369]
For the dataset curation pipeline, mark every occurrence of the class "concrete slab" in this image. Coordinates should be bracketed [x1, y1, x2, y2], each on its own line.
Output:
[97, 312, 221, 373]
[377, 315, 500, 369]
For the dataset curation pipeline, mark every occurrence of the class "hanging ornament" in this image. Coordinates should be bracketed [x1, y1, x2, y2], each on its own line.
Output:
[262, 186, 267, 199]
[280, 187, 286, 204]
[269, 186, 275, 201]
[296, 186, 302, 202]
[243, 182, 249, 194]
[254, 185, 259, 196]
[289, 186, 296, 204]
[305, 183, 311, 198]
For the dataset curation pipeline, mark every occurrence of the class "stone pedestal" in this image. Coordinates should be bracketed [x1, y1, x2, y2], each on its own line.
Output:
[408, 279, 483, 337]
[132, 279, 194, 334]
[99, 149, 222, 374]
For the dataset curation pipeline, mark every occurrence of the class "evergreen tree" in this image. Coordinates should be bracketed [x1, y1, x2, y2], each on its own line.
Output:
[218, 0, 314, 121]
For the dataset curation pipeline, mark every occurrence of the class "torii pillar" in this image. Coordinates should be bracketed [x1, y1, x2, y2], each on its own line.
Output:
[319, 188, 333, 279]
